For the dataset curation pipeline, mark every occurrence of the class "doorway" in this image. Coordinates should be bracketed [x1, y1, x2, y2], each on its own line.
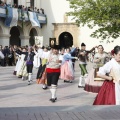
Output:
[14, 0, 18, 6]
[10, 26, 21, 46]
[29, 28, 38, 46]
[59, 32, 73, 48]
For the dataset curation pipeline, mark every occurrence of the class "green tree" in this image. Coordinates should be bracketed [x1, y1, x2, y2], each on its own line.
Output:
[67, 0, 120, 41]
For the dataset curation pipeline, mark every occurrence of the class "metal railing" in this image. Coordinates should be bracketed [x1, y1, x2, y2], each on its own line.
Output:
[0, 6, 47, 24]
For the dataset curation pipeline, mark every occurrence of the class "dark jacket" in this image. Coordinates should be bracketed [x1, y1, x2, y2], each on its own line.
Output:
[78, 47, 95, 62]
[24, 52, 35, 62]
[15, 50, 35, 62]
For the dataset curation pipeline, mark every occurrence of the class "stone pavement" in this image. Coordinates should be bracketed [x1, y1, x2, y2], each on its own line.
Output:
[0, 61, 120, 120]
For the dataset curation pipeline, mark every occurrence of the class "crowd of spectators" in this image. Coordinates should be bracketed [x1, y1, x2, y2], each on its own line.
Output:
[0, 0, 44, 14]
[0, 44, 51, 67]
[0, 45, 28, 66]
[0, 45, 16, 66]
[18, 5, 44, 14]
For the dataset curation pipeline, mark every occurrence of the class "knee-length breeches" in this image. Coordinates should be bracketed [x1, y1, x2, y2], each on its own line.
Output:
[79, 64, 87, 76]
[27, 64, 33, 73]
[47, 72, 60, 86]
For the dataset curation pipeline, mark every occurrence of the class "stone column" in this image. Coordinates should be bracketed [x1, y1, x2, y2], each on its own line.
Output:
[0, 34, 10, 47]
[20, 36, 30, 46]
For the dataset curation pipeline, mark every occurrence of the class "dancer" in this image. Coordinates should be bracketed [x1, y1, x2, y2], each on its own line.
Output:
[36, 46, 49, 89]
[78, 43, 97, 88]
[46, 45, 61, 102]
[84, 45, 109, 93]
[16, 48, 28, 80]
[60, 47, 77, 83]
[93, 46, 120, 105]
[15, 46, 36, 85]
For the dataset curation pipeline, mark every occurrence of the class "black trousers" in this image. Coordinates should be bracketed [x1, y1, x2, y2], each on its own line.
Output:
[27, 64, 33, 73]
[47, 72, 60, 86]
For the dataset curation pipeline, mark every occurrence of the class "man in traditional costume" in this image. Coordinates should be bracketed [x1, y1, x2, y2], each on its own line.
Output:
[46, 45, 61, 102]
[78, 43, 97, 88]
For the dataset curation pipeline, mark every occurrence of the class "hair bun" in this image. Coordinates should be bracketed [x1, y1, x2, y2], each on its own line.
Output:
[81, 43, 86, 46]
[111, 49, 114, 56]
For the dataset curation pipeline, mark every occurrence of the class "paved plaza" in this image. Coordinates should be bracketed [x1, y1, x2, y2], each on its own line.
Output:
[0, 61, 120, 120]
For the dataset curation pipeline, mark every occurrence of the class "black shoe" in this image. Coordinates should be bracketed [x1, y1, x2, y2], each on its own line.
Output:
[13, 71, 16, 75]
[18, 75, 22, 78]
[42, 87, 47, 90]
[64, 80, 69, 83]
[50, 98, 57, 103]
[49, 97, 57, 101]
[78, 85, 84, 88]
[69, 81, 73, 83]
[28, 81, 31, 85]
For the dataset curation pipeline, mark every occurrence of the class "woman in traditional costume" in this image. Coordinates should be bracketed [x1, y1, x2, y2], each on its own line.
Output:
[16, 48, 28, 80]
[60, 47, 77, 83]
[84, 45, 109, 93]
[15, 46, 36, 85]
[36, 46, 49, 89]
[93, 46, 120, 105]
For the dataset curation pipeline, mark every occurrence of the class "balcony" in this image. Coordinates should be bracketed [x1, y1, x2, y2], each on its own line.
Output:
[0, 6, 47, 25]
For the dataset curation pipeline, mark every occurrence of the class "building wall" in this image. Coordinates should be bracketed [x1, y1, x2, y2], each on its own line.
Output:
[1, 0, 120, 51]
[0, 0, 42, 47]
[80, 25, 120, 52]
[40, 0, 76, 46]
[5, 0, 41, 8]
[40, 0, 120, 52]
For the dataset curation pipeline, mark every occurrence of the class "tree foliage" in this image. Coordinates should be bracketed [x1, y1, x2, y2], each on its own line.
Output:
[67, 0, 120, 40]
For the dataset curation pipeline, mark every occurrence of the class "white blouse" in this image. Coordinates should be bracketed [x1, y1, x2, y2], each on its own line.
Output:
[98, 58, 120, 83]
[98, 58, 120, 105]
[97, 60, 112, 75]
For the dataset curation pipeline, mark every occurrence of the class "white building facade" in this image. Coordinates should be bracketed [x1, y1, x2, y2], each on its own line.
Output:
[0, 0, 120, 52]
[40, 0, 120, 52]
[0, 0, 45, 47]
